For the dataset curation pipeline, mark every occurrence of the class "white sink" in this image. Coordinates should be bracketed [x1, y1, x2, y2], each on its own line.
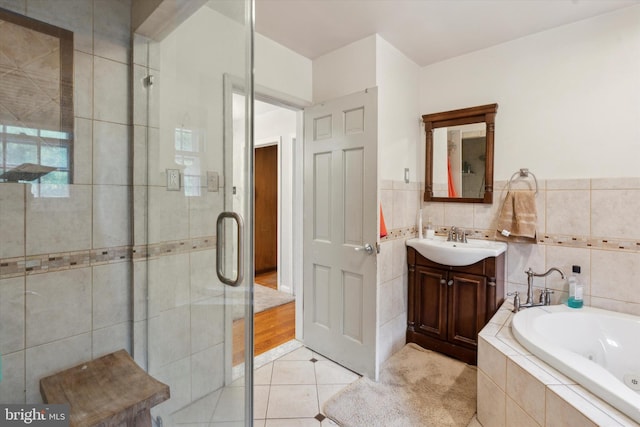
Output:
[406, 236, 507, 266]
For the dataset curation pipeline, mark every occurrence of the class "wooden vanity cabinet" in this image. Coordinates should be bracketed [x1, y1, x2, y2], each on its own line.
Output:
[406, 246, 505, 365]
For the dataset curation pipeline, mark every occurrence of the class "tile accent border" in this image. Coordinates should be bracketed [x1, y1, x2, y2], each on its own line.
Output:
[0, 236, 216, 279]
[381, 225, 640, 253]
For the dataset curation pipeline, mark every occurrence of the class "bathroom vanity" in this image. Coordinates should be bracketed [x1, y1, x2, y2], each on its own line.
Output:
[406, 246, 505, 364]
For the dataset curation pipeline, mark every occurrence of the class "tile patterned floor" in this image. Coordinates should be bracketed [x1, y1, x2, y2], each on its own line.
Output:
[170, 346, 360, 426]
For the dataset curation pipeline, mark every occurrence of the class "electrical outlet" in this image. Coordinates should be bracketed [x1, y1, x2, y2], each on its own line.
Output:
[167, 169, 180, 191]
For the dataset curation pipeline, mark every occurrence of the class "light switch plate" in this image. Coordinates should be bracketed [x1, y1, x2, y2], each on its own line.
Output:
[207, 171, 219, 192]
[167, 169, 180, 191]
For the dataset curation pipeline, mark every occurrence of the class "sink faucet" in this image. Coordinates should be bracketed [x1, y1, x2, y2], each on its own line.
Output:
[510, 267, 565, 312]
[447, 226, 467, 243]
[447, 226, 457, 241]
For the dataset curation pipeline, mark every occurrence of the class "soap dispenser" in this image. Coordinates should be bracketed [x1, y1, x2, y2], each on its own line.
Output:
[426, 217, 435, 239]
[567, 265, 584, 308]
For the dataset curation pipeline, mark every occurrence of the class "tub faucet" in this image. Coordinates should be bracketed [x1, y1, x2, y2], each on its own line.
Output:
[512, 267, 565, 312]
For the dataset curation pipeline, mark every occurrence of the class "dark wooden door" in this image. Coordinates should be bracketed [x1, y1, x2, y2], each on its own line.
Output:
[415, 265, 448, 341]
[448, 271, 486, 349]
[254, 145, 278, 273]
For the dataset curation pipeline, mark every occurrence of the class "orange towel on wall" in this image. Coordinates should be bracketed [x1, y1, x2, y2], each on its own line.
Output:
[380, 204, 388, 238]
[447, 159, 458, 197]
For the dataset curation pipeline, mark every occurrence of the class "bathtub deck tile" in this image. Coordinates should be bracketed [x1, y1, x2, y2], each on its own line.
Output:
[497, 325, 531, 356]
[566, 385, 639, 427]
[479, 322, 501, 339]
[524, 355, 577, 386]
[489, 306, 512, 326]
[509, 355, 564, 386]
[547, 385, 626, 427]
[482, 333, 521, 358]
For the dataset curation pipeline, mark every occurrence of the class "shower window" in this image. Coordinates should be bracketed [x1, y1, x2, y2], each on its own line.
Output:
[0, 7, 74, 192]
[174, 127, 204, 197]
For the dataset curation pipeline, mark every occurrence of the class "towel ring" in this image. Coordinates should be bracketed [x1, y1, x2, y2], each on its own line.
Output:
[507, 168, 538, 194]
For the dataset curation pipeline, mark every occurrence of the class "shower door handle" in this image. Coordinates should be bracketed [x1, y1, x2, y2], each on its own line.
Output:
[216, 212, 244, 287]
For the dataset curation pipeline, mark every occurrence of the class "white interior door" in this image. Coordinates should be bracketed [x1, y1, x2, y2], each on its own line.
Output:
[303, 88, 378, 378]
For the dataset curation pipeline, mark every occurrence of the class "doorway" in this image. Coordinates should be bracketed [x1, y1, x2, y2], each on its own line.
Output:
[231, 95, 300, 364]
[255, 144, 278, 275]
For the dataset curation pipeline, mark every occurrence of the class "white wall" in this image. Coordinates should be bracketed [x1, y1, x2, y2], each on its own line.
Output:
[376, 35, 421, 182]
[313, 35, 377, 103]
[419, 5, 640, 181]
[257, 34, 313, 103]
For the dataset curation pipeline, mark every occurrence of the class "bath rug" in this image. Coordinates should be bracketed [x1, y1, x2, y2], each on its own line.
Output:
[324, 343, 477, 427]
[254, 283, 295, 313]
[231, 283, 294, 320]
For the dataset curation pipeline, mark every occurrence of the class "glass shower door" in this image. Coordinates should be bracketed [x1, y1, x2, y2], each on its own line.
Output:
[133, 1, 254, 425]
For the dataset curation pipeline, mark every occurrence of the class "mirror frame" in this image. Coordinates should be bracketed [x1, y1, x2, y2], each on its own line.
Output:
[422, 103, 498, 204]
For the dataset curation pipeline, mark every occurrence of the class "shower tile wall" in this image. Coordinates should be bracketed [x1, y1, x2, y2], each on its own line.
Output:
[132, 5, 239, 416]
[0, 0, 132, 404]
[378, 176, 640, 363]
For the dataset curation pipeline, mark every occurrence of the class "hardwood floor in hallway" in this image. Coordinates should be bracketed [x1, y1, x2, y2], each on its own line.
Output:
[233, 270, 296, 365]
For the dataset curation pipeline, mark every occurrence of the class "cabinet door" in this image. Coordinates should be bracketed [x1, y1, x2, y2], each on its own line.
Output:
[415, 266, 448, 341]
[448, 272, 487, 349]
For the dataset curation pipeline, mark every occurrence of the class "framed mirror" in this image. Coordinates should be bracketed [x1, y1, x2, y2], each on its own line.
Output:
[422, 103, 497, 204]
[0, 7, 74, 190]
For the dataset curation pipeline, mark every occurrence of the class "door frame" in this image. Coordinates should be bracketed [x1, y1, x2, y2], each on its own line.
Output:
[223, 74, 309, 346]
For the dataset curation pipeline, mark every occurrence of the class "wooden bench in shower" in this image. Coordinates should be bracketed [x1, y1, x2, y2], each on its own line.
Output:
[40, 349, 170, 427]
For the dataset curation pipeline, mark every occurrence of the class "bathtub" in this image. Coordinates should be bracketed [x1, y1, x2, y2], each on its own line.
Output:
[512, 304, 640, 424]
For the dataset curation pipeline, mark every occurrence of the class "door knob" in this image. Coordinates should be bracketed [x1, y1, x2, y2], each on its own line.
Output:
[355, 243, 374, 255]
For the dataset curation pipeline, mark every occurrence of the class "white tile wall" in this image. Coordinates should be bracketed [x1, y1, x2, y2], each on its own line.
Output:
[25, 184, 92, 254]
[92, 322, 131, 358]
[190, 343, 224, 400]
[25, 333, 92, 403]
[93, 0, 130, 63]
[148, 305, 191, 371]
[28, 0, 94, 54]
[93, 121, 130, 185]
[148, 186, 190, 244]
[148, 253, 190, 316]
[92, 262, 131, 329]
[74, 51, 93, 120]
[74, 117, 93, 184]
[190, 297, 224, 353]
[0, 0, 134, 404]
[93, 56, 129, 124]
[93, 185, 131, 248]
[419, 177, 640, 317]
[0, 183, 25, 258]
[25, 268, 92, 347]
[0, 277, 25, 354]
[0, 350, 25, 403]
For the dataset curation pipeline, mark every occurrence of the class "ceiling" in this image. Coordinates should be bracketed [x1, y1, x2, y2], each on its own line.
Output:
[255, 0, 639, 67]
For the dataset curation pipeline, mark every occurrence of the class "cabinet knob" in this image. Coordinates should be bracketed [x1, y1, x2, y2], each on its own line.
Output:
[440, 279, 446, 285]
[447, 280, 453, 286]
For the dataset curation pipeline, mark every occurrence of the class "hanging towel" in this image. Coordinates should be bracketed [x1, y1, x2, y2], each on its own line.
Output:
[496, 190, 537, 240]
[447, 159, 458, 198]
[380, 204, 388, 238]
